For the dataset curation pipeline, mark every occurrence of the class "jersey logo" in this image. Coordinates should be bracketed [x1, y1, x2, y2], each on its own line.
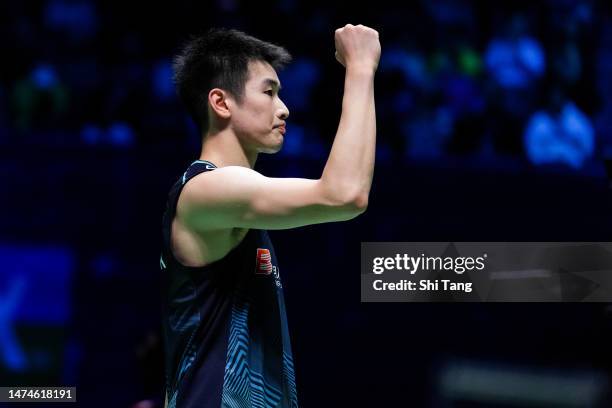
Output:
[255, 248, 273, 275]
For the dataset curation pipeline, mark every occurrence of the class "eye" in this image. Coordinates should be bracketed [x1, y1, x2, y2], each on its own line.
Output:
[264, 90, 274, 96]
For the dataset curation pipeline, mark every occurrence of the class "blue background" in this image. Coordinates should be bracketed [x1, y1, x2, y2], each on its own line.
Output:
[1, 0, 612, 406]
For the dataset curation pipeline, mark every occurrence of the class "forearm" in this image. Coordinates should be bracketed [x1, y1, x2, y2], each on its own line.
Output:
[321, 66, 376, 206]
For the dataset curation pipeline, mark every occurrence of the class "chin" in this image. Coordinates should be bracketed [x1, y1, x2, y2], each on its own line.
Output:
[260, 142, 283, 154]
[258, 134, 283, 154]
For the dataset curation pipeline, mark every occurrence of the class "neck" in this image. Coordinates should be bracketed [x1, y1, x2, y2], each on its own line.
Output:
[199, 127, 258, 169]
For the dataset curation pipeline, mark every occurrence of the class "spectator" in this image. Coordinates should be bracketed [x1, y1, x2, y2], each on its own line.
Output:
[524, 86, 594, 169]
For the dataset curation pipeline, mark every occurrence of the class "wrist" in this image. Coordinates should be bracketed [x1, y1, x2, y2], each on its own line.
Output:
[346, 64, 376, 77]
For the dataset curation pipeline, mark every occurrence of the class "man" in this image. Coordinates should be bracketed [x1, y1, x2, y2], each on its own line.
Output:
[160, 24, 380, 407]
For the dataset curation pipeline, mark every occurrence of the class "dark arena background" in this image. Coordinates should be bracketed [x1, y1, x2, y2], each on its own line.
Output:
[2, 0, 612, 407]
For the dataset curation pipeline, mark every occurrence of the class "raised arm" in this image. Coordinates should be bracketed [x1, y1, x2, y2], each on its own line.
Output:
[322, 24, 379, 210]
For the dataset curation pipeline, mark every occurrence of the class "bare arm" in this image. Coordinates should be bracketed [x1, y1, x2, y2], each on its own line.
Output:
[322, 24, 379, 209]
[178, 166, 364, 231]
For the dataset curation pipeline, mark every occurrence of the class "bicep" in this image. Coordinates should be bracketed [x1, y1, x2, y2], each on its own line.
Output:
[177, 167, 363, 230]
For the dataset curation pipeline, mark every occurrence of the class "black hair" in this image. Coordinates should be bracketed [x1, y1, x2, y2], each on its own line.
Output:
[172, 28, 292, 133]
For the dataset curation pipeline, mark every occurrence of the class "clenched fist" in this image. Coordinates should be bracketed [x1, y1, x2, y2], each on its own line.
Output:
[334, 24, 381, 72]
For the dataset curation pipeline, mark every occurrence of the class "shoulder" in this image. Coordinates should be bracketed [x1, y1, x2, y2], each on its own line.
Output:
[179, 166, 265, 206]
[184, 166, 262, 191]
[175, 166, 263, 228]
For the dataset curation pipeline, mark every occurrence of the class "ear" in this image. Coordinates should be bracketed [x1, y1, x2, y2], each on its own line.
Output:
[208, 88, 232, 120]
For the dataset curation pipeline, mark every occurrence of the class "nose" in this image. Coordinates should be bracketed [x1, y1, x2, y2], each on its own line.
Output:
[277, 98, 289, 120]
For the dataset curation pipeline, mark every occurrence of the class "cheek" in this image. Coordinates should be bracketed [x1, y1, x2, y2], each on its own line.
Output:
[253, 97, 274, 116]
[245, 101, 274, 127]
[233, 102, 272, 134]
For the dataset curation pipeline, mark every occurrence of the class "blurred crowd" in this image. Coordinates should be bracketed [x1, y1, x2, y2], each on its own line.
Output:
[1, 0, 610, 170]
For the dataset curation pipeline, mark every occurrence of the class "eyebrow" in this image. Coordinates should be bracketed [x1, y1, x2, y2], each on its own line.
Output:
[262, 78, 282, 90]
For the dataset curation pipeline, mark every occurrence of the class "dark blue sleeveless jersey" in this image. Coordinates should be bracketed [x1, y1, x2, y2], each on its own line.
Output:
[160, 160, 298, 408]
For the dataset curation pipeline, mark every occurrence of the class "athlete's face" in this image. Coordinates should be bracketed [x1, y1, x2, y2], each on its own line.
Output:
[230, 60, 289, 153]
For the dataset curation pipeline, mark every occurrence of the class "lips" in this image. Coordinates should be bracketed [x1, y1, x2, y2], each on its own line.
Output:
[275, 126, 286, 135]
